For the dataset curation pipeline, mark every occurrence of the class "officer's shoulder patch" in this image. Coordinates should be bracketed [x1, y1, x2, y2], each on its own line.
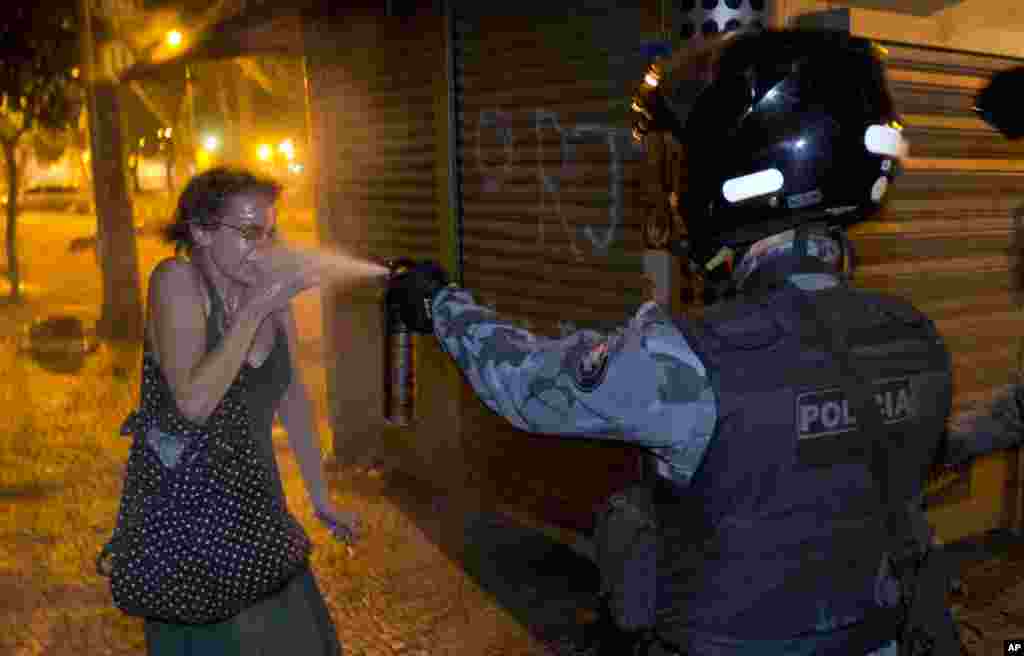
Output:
[571, 338, 611, 393]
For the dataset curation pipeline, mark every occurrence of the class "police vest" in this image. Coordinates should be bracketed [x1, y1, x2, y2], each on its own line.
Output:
[658, 280, 952, 652]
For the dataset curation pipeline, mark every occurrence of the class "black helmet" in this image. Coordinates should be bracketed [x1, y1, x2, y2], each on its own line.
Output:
[676, 29, 906, 270]
[975, 65, 1024, 140]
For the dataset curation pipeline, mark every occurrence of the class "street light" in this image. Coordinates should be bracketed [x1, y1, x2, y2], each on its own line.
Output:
[278, 139, 295, 160]
[166, 30, 183, 49]
[203, 135, 220, 152]
[257, 144, 272, 162]
[196, 148, 213, 170]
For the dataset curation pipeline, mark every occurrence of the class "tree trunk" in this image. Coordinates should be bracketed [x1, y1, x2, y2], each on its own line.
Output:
[87, 81, 144, 341]
[215, 64, 237, 163]
[165, 149, 174, 196]
[236, 60, 253, 165]
[3, 140, 20, 302]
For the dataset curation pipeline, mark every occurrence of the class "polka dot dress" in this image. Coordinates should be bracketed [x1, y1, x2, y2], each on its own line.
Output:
[98, 346, 312, 625]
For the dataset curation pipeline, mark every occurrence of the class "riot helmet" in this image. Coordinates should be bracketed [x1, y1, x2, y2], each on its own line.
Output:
[654, 29, 908, 273]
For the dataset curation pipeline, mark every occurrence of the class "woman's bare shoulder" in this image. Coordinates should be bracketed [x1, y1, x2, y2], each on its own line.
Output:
[149, 257, 201, 301]
[146, 257, 207, 365]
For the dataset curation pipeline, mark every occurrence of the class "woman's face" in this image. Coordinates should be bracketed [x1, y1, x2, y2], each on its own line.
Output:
[200, 191, 278, 285]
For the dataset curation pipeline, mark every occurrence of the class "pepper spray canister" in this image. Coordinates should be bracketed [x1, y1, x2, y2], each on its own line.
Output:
[384, 259, 416, 425]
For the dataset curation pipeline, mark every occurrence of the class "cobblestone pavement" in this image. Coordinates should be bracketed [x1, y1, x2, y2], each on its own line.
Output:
[327, 461, 1024, 656]
[331, 460, 1024, 656]
[318, 462, 604, 656]
[946, 532, 1024, 656]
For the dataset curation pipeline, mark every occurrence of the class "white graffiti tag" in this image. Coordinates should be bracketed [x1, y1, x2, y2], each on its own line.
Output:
[475, 108, 644, 258]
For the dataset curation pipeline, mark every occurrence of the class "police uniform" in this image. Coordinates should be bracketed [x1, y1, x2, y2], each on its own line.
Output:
[430, 241, 953, 654]
[389, 28, 965, 656]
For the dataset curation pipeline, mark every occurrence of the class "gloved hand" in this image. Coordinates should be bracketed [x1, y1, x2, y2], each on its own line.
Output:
[384, 259, 451, 334]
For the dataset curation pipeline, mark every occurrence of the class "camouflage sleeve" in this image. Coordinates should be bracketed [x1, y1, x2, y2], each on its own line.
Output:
[431, 286, 718, 483]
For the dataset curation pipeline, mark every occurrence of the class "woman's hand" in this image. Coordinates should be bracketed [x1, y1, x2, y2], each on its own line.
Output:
[314, 501, 363, 549]
[243, 246, 323, 318]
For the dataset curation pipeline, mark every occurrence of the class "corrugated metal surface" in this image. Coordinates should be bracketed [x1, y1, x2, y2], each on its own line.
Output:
[308, 6, 1024, 535]
[306, 12, 444, 264]
[454, 8, 662, 332]
[853, 43, 1024, 411]
[450, 32, 1024, 533]
[305, 10, 450, 472]
[450, 7, 665, 530]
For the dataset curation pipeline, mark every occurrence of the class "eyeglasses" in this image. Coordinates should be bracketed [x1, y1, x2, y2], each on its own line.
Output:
[215, 222, 278, 242]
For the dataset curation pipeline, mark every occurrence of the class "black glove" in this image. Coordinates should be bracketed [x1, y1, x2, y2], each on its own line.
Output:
[976, 65, 1024, 140]
[385, 259, 450, 334]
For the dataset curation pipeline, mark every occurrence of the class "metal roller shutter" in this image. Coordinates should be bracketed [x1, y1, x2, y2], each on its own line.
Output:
[450, 6, 670, 530]
[306, 12, 444, 265]
[454, 6, 662, 334]
[305, 9, 449, 469]
[854, 43, 1024, 411]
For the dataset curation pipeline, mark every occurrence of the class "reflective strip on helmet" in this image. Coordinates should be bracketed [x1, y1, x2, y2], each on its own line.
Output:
[722, 168, 784, 204]
[864, 124, 909, 158]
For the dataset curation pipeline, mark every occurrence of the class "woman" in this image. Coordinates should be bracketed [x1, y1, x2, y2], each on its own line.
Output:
[144, 166, 359, 654]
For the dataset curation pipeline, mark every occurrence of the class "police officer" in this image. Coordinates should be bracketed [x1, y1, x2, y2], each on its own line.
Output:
[387, 28, 960, 656]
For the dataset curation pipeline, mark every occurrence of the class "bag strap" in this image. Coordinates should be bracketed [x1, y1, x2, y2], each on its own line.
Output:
[100, 263, 241, 577]
[192, 261, 227, 350]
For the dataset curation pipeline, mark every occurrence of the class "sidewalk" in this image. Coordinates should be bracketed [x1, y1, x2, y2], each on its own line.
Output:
[330, 461, 1024, 656]
[321, 464, 603, 656]
[946, 529, 1024, 655]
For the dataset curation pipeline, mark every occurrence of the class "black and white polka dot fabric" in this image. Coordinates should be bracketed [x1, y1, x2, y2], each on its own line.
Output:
[97, 348, 311, 625]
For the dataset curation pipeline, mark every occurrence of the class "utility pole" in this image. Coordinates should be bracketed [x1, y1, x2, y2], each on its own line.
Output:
[79, 0, 143, 341]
